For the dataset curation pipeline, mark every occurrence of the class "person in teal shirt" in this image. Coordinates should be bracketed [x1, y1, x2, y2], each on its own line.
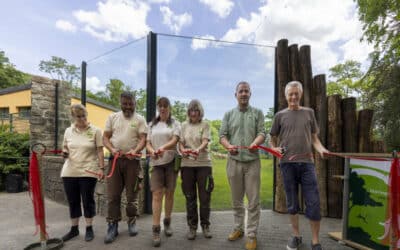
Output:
[219, 81, 265, 250]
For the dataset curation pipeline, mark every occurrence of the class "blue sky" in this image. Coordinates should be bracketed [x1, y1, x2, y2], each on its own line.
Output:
[0, 0, 372, 120]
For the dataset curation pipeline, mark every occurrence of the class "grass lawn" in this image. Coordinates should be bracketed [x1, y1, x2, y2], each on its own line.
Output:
[173, 157, 273, 212]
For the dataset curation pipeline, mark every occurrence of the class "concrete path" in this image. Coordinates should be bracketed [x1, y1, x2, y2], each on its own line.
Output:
[0, 192, 352, 250]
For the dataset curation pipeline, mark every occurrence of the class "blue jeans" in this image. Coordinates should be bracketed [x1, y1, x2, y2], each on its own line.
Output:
[280, 162, 321, 221]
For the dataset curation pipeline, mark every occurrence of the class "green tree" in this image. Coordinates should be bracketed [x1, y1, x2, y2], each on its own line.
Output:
[209, 120, 225, 153]
[104, 79, 133, 107]
[0, 51, 30, 89]
[171, 100, 187, 122]
[133, 88, 146, 116]
[38, 56, 80, 86]
[356, 0, 400, 83]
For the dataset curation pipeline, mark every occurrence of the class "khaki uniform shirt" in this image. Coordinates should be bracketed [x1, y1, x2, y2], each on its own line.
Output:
[180, 121, 212, 167]
[61, 124, 103, 177]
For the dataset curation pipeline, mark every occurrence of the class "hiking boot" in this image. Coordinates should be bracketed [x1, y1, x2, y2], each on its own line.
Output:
[104, 222, 118, 244]
[311, 242, 323, 250]
[287, 235, 302, 250]
[187, 227, 197, 240]
[228, 229, 244, 241]
[202, 226, 212, 238]
[152, 225, 161, 247]
[245, 236, 257, 250]
[62, 225, 79, 242]
[85, 226, 94, 242]
[128, 222, 138, 236]
[163, 218, 173, 237]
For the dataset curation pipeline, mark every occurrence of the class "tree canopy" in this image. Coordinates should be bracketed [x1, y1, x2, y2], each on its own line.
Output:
[0, 51, 30, 89]
[39, 56, 80, 86]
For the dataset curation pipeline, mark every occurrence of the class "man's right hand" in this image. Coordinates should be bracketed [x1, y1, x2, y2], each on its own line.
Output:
[227, 145, 239, 155]
[111, 148, 120, 156]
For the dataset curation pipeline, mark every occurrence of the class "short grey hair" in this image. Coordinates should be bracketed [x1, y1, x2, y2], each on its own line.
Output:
[187, 99, 204, 123]
[285, 81, 303, 96]
[71, 103, 87, 117]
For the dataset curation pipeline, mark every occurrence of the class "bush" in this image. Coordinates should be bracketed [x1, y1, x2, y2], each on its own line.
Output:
[0, 125, 29, 176]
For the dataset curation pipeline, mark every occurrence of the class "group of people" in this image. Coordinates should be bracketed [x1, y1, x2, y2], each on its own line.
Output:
[59, 80, 328, 250]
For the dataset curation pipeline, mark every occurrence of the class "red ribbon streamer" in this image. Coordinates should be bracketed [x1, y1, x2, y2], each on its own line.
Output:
[389, 157, 400, 239]
[29, 152, 47, 238]
[229, 145, 283, 159]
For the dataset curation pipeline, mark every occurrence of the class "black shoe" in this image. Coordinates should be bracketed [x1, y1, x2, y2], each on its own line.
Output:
[128, 222, 138, 236]
[85, 226, 94, 242]
[104, 222, 118, 244]
[62, 226, 79, 242]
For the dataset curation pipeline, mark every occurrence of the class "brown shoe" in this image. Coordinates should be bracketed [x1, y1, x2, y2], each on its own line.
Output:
[245, 237, 257, 250]
[228, 229, 244, 241]
[152, 225, 161, 247]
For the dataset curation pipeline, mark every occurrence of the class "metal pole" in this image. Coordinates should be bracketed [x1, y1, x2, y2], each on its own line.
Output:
[342, 158, 350, 240]
[54, 82, 59, 151]
[390, 151, 398, 250]
[145, 31, 157, 214]
[9, 113, 13, 132]
[81, 61, 87, 106]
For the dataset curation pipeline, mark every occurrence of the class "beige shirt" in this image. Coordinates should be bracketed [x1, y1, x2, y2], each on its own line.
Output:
[105, 111, 148, 153]
[61, 124, 103, 177]
[147, 119, 180, 167]
[180, 121, 212, 167]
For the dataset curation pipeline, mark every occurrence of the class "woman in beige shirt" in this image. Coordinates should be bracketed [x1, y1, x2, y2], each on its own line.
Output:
[60, 104, 104, 242]
[179, 99, 213, 240]
[146, 97, 180, 247]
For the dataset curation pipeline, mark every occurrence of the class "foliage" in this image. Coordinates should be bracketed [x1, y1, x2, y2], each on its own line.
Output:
[356, 0, 400, 83]
[209, 120, 225, 153]
[171, 100, 187, 123]
[0, 125, 29, 174]
[39, 56, 80, 86]
[0, 51, 31, 89]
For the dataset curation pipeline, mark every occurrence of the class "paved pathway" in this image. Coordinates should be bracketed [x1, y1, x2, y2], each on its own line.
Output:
[0, 192, 352, 250]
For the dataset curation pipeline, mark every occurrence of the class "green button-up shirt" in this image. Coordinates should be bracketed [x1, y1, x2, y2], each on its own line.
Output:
[219, 105, 266, 162]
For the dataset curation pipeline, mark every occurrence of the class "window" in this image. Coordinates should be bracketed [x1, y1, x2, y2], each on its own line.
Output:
[0, 108, 9, 119]
[18, 107, 31, 118]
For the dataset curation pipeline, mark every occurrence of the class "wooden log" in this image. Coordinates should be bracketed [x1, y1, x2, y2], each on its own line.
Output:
[312, 74, 328, 216]
[274, 39, 290, 213]
[327, 95, 343, 218]
[341, 98, 358, 153]
[288, 44, 300, 81]
[358, 109, 374, 153]
[299, 45, 312, 107]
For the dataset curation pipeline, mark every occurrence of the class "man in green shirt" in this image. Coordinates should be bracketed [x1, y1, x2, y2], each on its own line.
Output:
[219, 81, 266, 250]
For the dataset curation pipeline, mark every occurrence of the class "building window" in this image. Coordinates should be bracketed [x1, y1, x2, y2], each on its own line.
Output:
[0, 108, 9, 119]
[18, 107, 31, 118]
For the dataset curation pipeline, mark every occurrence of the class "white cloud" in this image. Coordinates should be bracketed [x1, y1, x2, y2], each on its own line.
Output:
[73, 0, 150, 42]
[86, 76, 104, 92]
[217, 0, 373, 74]
[191, 35, 216, 50]
[125, 58, 146, 76]
[55, 19, 77, 32]
[160, 6, 192, 34]
[199, 0, 234, 18]
[148, 0, 170, 3]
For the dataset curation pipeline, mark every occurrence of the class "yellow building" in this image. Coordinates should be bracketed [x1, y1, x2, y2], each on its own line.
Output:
[0, 84, 118, 133]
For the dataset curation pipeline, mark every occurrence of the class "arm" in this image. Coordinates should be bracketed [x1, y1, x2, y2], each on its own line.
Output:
[158, 135, 179, 152]
[249, 109, 266, 152]
[97, 146, 105, 178]
[127, 133, 147, 158]
[270, 135, 283, 154]
[249, 134, 266, 153]
[312, 133, 329, 157]
[220, 136, 239, 155]
[103, 131, 119, 156]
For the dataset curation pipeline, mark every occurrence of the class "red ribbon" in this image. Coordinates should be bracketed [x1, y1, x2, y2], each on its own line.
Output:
[29, 152, 47, 238]
[389, 157, 400, 239]
[229, 145, 283, 159]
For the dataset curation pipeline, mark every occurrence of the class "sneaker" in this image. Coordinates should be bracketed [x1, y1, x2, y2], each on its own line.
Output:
[245, 237, 257, 250]
[287, 236, 302, 250]
[163, 218, 173, 237]
[85, 226, 94, 242]
[62, 226, 79, 242]
[311, 243, 323, 250]
[128, 222, 138, 236]
[187, 228, 197, 240]
[202, 226, 212, 239]
[152, 225, 161, 247]
[228, 229, 244, 241]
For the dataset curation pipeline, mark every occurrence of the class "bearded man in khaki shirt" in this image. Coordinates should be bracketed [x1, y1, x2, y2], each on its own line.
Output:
[103, 91, 148, 244]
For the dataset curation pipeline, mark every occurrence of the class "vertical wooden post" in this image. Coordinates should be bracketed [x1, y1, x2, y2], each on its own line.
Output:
[299, 45, 312, 107]
[274, 39, 289, 213]
[358, 109, 374, 153]
[342, 98, 358, 153]
[312, 74, 328, 216]
[288, 44, 300, 82]
[327, 95, 343, 218]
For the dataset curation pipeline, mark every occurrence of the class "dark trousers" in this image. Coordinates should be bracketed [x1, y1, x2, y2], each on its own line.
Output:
[107, 157, 140, 224]
[181, 167, 213, 229]
[63, 177, 97, 219]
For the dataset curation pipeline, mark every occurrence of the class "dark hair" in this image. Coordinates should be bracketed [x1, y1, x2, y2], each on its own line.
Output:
[235, 81, 250, 91]
[151, 97, 174, 127]
[120, 91, 135, 100]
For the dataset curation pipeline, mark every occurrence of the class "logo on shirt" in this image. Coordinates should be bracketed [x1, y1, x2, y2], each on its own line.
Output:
[85, 129, 94, 138]
[130, 121, 137, 128]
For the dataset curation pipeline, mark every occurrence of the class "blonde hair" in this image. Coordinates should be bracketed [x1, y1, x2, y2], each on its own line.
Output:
[70, 104, 87, 118]
[187, 99, 204, 123]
